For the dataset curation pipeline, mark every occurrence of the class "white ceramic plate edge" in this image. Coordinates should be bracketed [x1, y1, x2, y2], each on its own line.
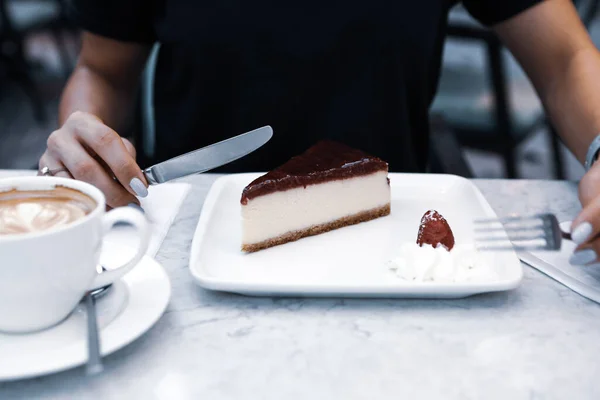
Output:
[189, 173, 523, 297]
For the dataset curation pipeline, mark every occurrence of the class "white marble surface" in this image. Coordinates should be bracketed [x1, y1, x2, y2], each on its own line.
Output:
[1, 172, 600, 400]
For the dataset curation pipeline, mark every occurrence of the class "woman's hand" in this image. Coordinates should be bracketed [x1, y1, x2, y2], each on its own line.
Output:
[570, 163, 600, 264]
[38, 111, 148, 208]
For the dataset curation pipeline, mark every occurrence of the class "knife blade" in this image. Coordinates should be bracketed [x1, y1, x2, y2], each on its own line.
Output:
[517, 250, 600, 304]
[143, 125, 273, 184]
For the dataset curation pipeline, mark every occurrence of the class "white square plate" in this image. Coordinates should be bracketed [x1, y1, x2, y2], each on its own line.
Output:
[189, 173, 523, 298]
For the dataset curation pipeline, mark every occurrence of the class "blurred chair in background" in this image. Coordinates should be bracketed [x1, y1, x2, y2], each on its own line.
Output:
[431, 0, 599, 180]
[429, 113, 475, 178]
[0, 0, 73, 124]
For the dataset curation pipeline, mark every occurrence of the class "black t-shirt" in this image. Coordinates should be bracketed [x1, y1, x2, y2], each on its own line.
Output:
[70, 0, 542, 172]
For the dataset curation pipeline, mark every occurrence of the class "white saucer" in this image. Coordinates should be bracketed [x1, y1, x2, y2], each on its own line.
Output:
[0, 241, 171, 381]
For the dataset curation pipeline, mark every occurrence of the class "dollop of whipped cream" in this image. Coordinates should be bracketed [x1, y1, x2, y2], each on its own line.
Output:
[387, 243, 498, 283]
[0, 202, 87, 235]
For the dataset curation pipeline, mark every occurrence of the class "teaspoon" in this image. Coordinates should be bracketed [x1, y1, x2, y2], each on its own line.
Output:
[84, 267, 112, 376]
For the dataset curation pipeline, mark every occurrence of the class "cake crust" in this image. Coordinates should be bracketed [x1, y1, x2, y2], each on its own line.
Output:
[241, 140, 388, 205]
[242, 204, 391, 252]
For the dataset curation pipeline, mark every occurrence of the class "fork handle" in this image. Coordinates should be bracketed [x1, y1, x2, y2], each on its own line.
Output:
[561, 231, 572, 241]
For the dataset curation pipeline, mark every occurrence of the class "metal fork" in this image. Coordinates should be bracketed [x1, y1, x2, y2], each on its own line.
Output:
[474, 213, 566, 251]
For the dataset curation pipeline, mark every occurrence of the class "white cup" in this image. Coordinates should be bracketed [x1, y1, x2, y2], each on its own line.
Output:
[0, 176, 150, 333]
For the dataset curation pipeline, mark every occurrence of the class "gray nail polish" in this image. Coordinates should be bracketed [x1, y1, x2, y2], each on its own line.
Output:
[113, 203, 145, 227]
[127, 202, 145, 214]
[569, 249, 597, 265]
[129, 177, 148, 198]
[571, 222, 593, 245]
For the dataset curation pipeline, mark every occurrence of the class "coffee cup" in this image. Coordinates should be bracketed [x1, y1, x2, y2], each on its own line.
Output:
[0, 176, 150, 333]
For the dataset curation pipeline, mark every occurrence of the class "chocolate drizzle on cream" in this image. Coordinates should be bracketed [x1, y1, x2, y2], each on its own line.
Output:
[241, 140, 388, 204]
[0, 187, 97, 235]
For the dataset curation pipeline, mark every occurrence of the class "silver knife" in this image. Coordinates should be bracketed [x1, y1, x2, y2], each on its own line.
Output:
[142, 125, 273, 184]
[518, 250, 600, 304]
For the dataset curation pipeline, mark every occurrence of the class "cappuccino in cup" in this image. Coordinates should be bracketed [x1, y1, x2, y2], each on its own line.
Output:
[0, 187, 97, 236]
[0, 176, 150, 333]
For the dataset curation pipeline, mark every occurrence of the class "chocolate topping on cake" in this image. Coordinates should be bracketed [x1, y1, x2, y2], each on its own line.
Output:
[241, 141, 388, 204]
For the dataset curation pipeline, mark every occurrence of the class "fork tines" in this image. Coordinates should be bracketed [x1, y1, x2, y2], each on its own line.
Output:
[474, 213, 562, 251]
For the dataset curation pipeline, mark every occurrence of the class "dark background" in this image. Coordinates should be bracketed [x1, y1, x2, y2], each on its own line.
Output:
[0, 1, 596, 180]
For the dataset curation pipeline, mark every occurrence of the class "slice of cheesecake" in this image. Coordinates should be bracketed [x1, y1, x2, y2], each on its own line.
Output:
[240, 140, 391, 252]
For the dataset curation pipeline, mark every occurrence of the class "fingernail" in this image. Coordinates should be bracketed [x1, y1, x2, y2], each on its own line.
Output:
[571, 222, 593, 245]
[569, 249, 597, 265]
[127, 202, 145, 214]
[129, 177, 148, 198]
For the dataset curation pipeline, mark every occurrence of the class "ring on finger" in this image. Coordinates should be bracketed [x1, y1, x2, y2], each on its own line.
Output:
[39, 166, 69, 177]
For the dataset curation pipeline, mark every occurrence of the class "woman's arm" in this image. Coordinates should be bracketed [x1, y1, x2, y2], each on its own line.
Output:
[495, 0, 600, 163]
[59, 32, 151, 130]
[39, 32, 152, 207]
[494, 0, 600, 263]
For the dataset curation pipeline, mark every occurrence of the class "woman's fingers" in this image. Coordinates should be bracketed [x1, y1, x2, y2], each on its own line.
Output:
[122, 137, 137, 158]
[570, 219, 594, 245]
[570, 239, 600, 265]
[38, 153, 73, 178]
[572, 167, 600, 246]
[63, 112, 148, 198]
[48, 129, 138, 207]
[570, 175, 600, 264]
[39, 111, 149, 207]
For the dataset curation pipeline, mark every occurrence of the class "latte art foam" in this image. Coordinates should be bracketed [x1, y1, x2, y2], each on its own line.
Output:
[0, 187, 97, 236]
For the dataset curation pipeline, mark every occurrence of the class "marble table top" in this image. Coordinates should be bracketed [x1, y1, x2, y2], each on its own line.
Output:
[1, 172, 599, 400]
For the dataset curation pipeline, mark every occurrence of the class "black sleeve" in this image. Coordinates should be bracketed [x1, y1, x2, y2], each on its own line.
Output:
[67, 0, 156, 43]
[462, 0, 545, 26]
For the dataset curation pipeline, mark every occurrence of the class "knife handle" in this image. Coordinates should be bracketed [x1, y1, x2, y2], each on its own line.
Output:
[143, 168, 159, 185]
